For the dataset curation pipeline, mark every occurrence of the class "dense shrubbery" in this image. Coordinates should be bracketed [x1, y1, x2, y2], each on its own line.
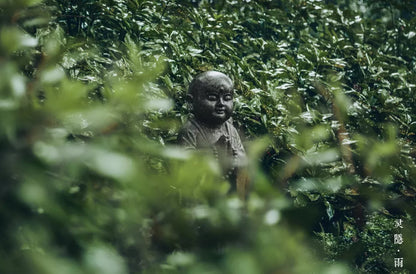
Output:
[1, 0, 416, 273]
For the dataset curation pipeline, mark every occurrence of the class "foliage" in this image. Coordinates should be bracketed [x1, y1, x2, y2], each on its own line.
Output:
[1, 0, 416, 273]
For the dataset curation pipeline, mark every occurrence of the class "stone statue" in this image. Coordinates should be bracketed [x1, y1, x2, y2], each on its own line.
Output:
[177, 71, 248, 198]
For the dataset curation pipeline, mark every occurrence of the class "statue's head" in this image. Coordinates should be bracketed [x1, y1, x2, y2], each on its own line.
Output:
[188, 71, 234, 127]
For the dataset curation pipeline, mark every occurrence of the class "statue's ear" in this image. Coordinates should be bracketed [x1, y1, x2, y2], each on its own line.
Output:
[186, 94, 194, 112]
[186, 93, 193, 103]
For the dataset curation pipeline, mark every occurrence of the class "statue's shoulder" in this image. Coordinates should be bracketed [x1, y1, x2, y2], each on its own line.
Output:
[224, 119, 245, 153]
[224, 119, 240, 138]
[179, 118, 202, 135]
[177, 118, 204, 148]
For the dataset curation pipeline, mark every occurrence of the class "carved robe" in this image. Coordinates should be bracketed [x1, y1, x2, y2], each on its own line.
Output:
[178, 118, 248, 197]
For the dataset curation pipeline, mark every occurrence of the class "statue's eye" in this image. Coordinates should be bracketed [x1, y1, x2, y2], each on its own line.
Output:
[224, 94, 233, 101]
[207, 94, 217, 100]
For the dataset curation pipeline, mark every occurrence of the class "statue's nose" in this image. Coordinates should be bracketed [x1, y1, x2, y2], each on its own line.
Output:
[217, 97, 224, 106]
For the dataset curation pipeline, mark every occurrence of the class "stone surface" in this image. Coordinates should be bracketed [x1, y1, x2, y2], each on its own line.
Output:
[178, 71, 248, 196]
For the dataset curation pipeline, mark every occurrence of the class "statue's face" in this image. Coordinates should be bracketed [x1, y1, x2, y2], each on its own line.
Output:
[192, 76, 233, 126]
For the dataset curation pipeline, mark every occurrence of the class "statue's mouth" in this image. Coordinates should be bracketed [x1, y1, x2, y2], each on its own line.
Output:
[215, 109, 226, 114]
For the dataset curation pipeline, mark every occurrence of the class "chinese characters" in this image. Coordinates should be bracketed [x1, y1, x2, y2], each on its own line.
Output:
[393, 218, 404, 269]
